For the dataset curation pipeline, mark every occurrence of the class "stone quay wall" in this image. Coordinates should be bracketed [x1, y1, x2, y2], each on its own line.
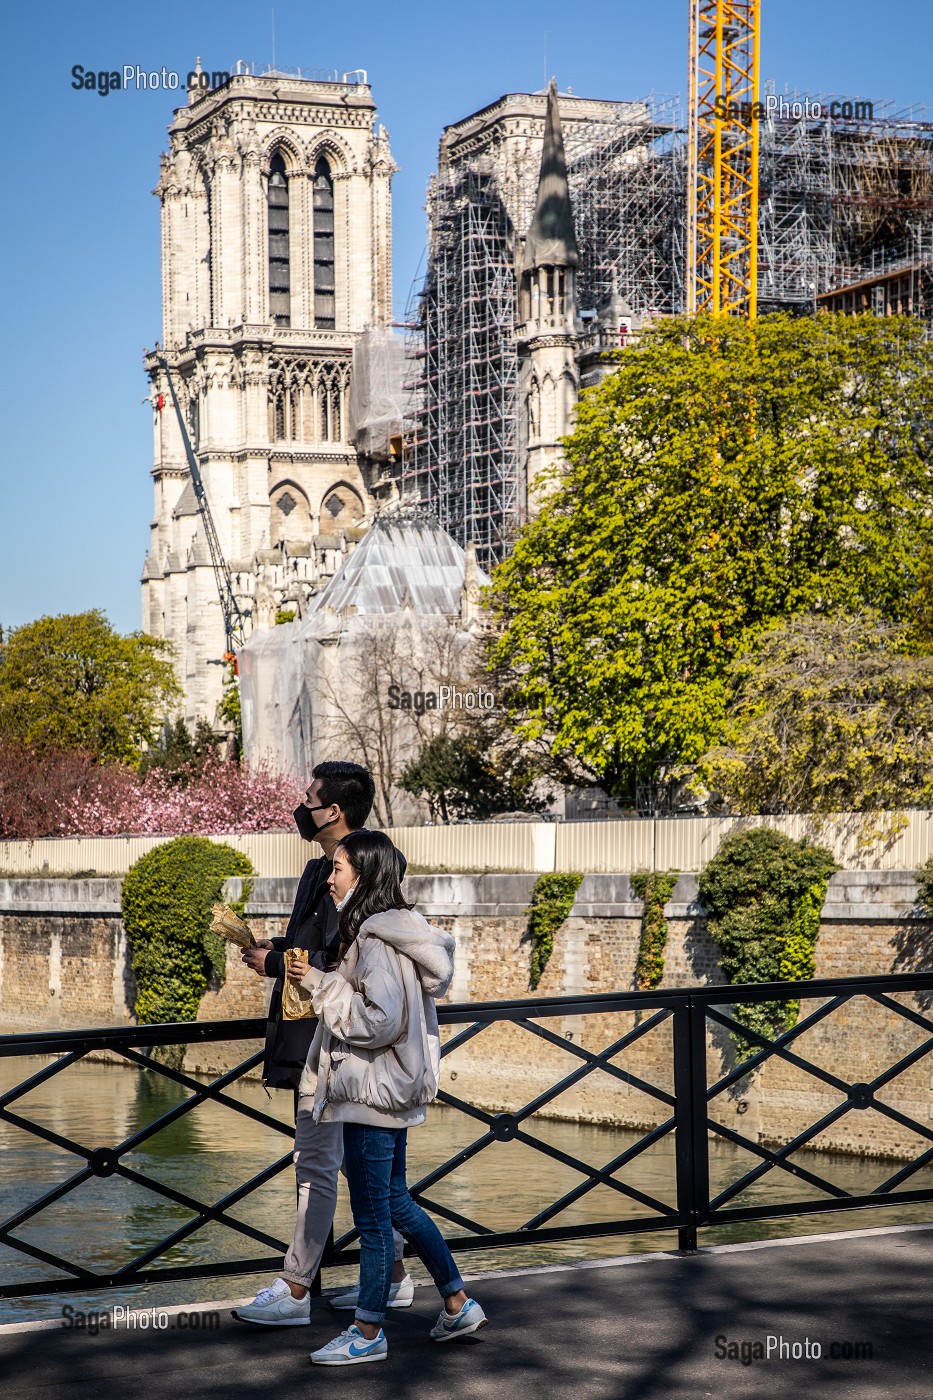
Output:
[0, 871, 930, 1159]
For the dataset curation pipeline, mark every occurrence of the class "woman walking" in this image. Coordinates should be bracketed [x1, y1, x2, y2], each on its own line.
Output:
[296, 828, 488, 1366]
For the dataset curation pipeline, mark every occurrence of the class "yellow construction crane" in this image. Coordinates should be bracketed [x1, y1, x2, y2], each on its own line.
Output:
[686, 0, 761, 318]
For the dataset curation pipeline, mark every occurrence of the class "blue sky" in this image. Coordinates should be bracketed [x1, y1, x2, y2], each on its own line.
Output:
[1, 0, 930, 635]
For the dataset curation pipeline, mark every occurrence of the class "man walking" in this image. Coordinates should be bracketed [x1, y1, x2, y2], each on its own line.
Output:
[233, 761, 411, 1325]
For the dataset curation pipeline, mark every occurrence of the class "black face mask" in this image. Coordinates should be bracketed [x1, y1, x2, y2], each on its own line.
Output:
[293, 803, 338, 843]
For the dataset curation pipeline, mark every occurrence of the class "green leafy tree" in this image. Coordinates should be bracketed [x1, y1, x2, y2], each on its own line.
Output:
[700, 613, 933, 813]
[698, 827, 837, 1058]
[401, 732, 550, 823]
[486, 313, 933, 807]
[0, 610, 180, 765]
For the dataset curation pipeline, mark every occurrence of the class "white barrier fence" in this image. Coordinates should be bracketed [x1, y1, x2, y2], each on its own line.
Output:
[0, 811, 930, 877]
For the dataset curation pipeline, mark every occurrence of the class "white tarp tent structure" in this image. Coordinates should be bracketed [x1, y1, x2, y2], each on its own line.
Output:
[239, 512, 488, 824]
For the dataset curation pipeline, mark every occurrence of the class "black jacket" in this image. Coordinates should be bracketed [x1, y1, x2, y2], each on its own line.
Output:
[261, 846, 407, 1089]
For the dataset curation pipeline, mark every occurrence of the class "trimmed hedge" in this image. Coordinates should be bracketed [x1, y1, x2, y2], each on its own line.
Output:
[122, 836, 253, 1031]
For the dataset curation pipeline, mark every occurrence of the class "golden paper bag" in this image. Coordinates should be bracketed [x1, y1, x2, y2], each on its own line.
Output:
[210, 903, 256, 950]
[282, 948, 314, 1020]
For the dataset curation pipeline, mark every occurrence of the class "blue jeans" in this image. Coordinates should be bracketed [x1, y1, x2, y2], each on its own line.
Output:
[342, 1122, 465, 1324]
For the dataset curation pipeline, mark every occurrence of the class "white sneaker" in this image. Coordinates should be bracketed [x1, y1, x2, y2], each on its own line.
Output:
[430, 1297, 489, 1341]
[232, 1277, 310, 1326]
[328, 1274, 414, 1311]
[310, 1325, 388, 1365]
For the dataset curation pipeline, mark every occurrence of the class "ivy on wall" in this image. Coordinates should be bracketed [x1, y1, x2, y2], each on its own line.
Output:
[122, 837, 254, 1049]
[631, 870, 679, 991]
[697, 827, 837, 1059]
[913, 857, 933, 920]
[526, 872, 584, 990]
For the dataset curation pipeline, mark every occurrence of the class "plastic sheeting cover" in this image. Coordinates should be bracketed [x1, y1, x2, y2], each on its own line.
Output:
[347, 326, 412, 459]
[239, 515, 489, 782]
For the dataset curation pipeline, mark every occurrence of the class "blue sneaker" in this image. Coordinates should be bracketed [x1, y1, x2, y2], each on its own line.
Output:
[310, 1325, 388, 1365]
[430, 1297, 489, 1342]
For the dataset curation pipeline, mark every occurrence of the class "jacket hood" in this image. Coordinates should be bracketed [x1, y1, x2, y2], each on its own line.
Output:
[359, 907, 455, 997]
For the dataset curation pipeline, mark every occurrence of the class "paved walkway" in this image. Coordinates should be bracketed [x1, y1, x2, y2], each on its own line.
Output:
[2, 1223, 932, 1399]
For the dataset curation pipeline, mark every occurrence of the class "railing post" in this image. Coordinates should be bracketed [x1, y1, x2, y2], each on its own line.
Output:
[673, 993, 709, 1252]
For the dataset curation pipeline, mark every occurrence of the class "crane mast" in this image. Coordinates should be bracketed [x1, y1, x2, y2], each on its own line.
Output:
[686, 0, 761, 318]
[157, 356, 247, 655]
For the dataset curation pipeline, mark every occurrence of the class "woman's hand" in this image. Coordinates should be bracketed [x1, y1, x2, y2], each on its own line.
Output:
[287, 957, 311, 981]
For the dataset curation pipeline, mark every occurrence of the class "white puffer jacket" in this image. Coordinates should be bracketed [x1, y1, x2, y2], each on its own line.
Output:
[297, 906, 455, 1128]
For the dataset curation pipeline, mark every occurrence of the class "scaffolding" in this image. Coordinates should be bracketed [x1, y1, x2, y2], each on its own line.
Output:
[569, 96, 686, 318]
[758, 97, 933, 309]
[404, 89, 933, 567]
[402, 94, 684, 568]
[404, 164, 522, 567]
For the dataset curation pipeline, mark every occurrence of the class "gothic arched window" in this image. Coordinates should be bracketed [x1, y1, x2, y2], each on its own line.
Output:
[268, 153, 290, 326]
[313, 158, 336, 329]
[330, 382, 341, 441]
[320, 382, 330, 440]
[321, 485, 363, 530]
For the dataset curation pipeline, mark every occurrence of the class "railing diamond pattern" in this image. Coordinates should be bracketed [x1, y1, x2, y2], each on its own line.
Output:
[2, 974, 933, 1299]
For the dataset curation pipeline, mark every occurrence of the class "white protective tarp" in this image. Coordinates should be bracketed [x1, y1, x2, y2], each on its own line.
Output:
[348, 326, 411, 460]
[239, 606, 341, 777]
[238, 516, 490, 811]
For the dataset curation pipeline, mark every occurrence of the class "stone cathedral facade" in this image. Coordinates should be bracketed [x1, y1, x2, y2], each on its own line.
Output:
[141, 68, 397, 722]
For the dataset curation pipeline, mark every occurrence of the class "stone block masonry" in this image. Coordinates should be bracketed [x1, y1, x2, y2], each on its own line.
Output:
[1, 872, 931, 1159]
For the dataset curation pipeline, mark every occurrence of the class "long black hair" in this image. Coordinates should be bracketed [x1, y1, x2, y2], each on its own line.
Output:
[337, 830, 412, 950]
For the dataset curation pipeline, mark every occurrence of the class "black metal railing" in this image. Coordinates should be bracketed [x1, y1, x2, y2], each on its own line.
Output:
[2, 970, 933, 1299]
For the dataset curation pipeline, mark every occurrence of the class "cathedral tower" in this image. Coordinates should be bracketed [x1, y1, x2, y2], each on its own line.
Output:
[141, 67, 396, 722]
[516, 79, 581, 515]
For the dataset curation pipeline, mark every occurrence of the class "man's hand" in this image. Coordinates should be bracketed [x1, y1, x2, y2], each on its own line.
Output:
[287, 957, 311, 981]
[242, 947, 270, 975]
[252, 939, 274, 950]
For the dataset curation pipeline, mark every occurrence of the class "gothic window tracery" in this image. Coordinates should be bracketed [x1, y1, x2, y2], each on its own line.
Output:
[268, 153, 290, 326]
[320, 383, 330, 440]
[267, 357, 348, 443]
[313, 158, 336, 329]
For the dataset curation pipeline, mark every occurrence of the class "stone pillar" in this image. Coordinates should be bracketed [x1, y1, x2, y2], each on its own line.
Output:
[240, 150, 264, 325]
[333, 171, 354, 331]
[289, 171, 314, 330]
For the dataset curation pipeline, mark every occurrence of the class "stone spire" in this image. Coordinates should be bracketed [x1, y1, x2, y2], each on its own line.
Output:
[523, 79, 579, 272]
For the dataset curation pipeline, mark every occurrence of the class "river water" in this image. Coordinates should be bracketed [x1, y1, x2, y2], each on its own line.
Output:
[2, 1056, 932, 1323]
